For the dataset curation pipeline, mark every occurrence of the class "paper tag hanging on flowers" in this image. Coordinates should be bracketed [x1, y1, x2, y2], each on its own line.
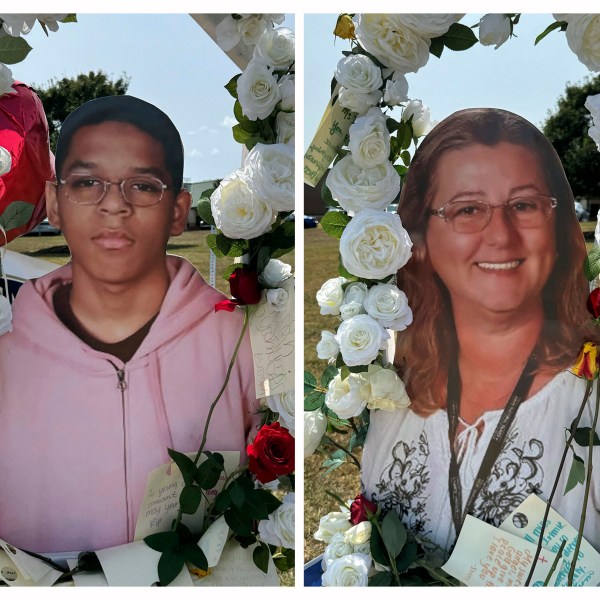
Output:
[0, 82, 54, 244]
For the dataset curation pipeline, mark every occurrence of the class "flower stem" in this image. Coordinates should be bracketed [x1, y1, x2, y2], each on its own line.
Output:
[172, 305, 250, 532]
[567, 379, 600, 585]
[413, 558, 457, 587]
[324, 435, 361, 470]
[543, 538, 566, 586]
[524, 378, 593, 586]
[369, 514, 401, 586]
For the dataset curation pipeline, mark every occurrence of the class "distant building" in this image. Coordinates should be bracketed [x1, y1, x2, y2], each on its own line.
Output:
[183, 179, 220, 228]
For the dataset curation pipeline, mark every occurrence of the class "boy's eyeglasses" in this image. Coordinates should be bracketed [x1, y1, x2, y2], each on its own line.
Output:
[57, 175, 169, 207]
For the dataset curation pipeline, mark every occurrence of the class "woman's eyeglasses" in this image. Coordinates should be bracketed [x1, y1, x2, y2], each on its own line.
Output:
[429, 195, 558, 234]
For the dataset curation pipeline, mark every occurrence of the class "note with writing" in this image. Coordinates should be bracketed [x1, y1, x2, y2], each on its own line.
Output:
[193, 539, 279, 587]
[498, 493, 600, 587]
[304, 86, 355, 187]
[442, 515, 560, 586]
[249, 277, 294, 398]
[96, 541, 193, 586]
[134, 451, 240, 541]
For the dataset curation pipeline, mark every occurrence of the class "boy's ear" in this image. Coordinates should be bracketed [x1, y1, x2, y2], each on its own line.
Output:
[170, 189, 192, 236]
[45, 181, 61, 229]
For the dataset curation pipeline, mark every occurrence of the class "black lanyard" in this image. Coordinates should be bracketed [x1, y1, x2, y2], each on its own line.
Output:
[447, 342, 538, 537]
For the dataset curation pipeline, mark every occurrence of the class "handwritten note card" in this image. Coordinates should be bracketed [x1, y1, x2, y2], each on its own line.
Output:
[304, 88, 355, 187]
[442, 515, 560, 586]
[193, 539, 279, 587]
[134, 451, 240, 541]
[250, 277, 294, 398]
[499, 493, 600, 587]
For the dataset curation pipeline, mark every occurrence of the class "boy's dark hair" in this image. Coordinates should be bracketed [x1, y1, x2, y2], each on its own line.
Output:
[55, 95, 184, 191]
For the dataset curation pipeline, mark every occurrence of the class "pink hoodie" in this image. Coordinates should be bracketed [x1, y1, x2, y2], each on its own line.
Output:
[0, 256, 259, 553]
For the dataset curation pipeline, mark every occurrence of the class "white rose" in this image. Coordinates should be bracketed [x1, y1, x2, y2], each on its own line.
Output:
[364, 283, 413, 330]
[322, 532, 355, 571]
[355, 14, 431, 74]
[321, 553, 371, 587]
[0, 63, 15, 97]
[343, 282, 368, 305]
[0, 14, 37, 36]
[0, 145, 11, 175]
[353, 541, 371, 556]
[259, 258, 292, 287]
[478, 14, 511, 49]
[244, 142, 294, 211]
[555, 14, 600, 71]
[337, 87, 382, 115]
[238, 15, 269, 47]
[344, 521, 372, 545]
[276, 111, 295, 145]
[258, 493, 295, 549]
[0, 295, 12, 336]
[340, 209, 413, 280]
[383, 72, 409, 106]
[254, 27, 295, 69]
[36, 14, 68, 32]
[589, 124, 600, 150]
[402, 99, 433, 138]
[335, 54, 382, 93]
[237, 60, 282, 120]
[304, 409, 327, 457]
[326, 155, 400, 213]
[316, 331, 339, 361]
[363, 364, 411, 411]
[400, 14, 465, 38]
[316, 276, 347, 315]
[335, 315, 389, 367]
[339, 301, 364, 321]
[266, 287, 289, 312]
[278, 75, 295, 111]
[348, 107, 390, 169]
[314, 511, 352, 543]
[325, 372, 368, 419]
[210, 170, 275, 239]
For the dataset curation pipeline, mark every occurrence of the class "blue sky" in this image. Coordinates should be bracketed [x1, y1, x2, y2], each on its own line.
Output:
[305, 14, 593, 150]
[9, 13, 294, 184]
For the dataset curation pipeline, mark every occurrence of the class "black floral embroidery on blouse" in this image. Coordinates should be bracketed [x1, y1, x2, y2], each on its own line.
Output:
[369, 431, 432, 541]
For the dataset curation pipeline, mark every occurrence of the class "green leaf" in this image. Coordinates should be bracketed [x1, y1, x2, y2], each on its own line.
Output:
[321, 457, 345, 475]
[397, 122, 413, 150]
[195, 451, 225, 490]
[253, 543, 270, 574]
[321, 365, 338, 388]
[369, 570, 394, 586]
[273, 551, 295, 571]
[429, 36, 445, 58]
[584, 246, 600, 281]
[394, 164, 408, 177]
[369, 523, 390, 566]
[0, 36, 32, 65]
[0, 202, 34, 231]
[182, 543, 208, 572]
[381, 511, 408, 559]
[213, 487, 232, 513]
[320, 182, 340, 209]
[386, 117, 400, 134]
[230, 483, 246, 508]
[224, 508, 253, 536]
[196, 199, 215, 227]
[222, 263, 244, 281]
[396, 540, 418, 573]
[243, 489, 282, 519]
[400, 150, 411, 166]
[572, 426, 600, 447]
[335, 352, 345, 369]
[232, 124, 256, 144]
[224, 73, 241, 98]
[320, 210, 351, 238]
[441, 23, 478, 51]
[60, 14, 78, 23]
[304, 371, 317, 393]
[535, 20, 566, 46]
[564, 452, 586, 495]
[144, 530, 179, 553]
[256, 246, 271, 278]
[157, 549, 185, 586]
[206, 233, 247, 258]
[167, 448, 197, 487]
[179, 485, 202, 514]
[304, 390, 324, 411]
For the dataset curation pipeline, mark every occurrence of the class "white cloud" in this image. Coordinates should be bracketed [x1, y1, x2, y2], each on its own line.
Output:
[190, 148, 204, 157]
[210, 148, 219, 156]
[221, 116, 236, 127]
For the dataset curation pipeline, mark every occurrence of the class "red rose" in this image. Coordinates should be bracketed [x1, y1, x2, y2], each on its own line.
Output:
[247, 422, 295, 484]
[229, 266, 262, 305]
[587, 287, 600, 318]
[349, 494, 377, 525]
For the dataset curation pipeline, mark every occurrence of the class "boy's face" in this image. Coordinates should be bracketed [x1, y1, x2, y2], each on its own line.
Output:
[46, 121, 190, 287]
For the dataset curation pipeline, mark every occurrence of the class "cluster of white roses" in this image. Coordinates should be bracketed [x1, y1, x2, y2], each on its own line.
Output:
[259, 257, 293, 313]
[257, 492, 295, 550]
[315, 506, 374, 587]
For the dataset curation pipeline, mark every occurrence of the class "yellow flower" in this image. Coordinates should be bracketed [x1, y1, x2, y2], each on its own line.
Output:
[572, 342, 599, 380]
[334, 14, 356, 40]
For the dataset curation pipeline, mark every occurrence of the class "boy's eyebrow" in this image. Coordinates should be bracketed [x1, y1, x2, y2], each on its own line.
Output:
[63, 159, 96, 173]
[63, 162, 168, 182]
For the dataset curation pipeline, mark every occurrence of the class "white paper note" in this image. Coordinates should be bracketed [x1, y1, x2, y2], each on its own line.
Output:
[442, 515, 560, 586]
[249, 277, 295, 398]
[499, 493, 600, 587]
[66, 558, 108, 587]
[0, 539, 62, 585]
[198, 516, 229, 568]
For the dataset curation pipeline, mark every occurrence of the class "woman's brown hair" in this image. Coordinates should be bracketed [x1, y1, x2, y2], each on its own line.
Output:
[395, 108, 593, 416]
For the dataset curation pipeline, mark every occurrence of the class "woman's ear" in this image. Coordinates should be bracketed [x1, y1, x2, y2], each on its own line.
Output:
[45, 181, 61, 229]
[170, 189, 192, 236]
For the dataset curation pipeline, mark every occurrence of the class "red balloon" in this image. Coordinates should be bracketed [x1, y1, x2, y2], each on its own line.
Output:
[0, 81, 54, 245]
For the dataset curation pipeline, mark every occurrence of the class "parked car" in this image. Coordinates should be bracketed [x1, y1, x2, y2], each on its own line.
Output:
[574, 201, 590, 222]
[25, 218, 61, 235]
